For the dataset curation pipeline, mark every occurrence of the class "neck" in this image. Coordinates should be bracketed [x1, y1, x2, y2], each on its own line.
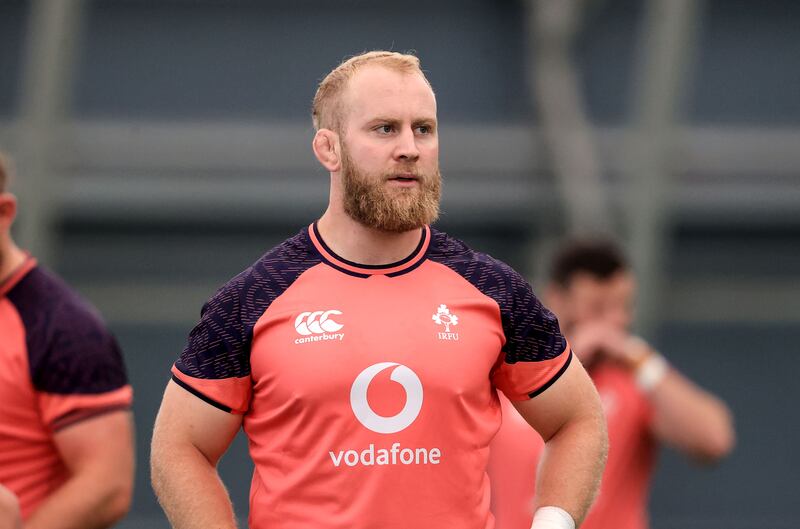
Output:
[316, 207, 424, 266]
[0, 239, 27, 284]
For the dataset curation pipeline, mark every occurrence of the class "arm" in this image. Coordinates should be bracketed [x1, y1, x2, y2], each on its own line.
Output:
[24, 411, 134, 529]
[151, 380, 243, 529]
[0, 485, 21, 529]
[512, 357, 608, 527]
[571, 325, 735, 463]
[627, 340, 735, 463]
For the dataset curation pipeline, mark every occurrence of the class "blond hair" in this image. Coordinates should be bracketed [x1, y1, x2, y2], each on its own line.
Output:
[0, 151, 11, 193]
[312, 51, 431, 132]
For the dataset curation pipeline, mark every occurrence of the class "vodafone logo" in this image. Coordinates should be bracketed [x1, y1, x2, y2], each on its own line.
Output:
[350, 363, 423, 434]
[294, 310, 345, 345]
[329, 363, 441, 467]
[295, 310, 343, 335]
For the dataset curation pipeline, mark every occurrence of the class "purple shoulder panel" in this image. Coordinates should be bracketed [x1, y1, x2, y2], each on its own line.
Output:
[175, 228, 321, 380]
[427, 229, 566, 363]
[6, 267, 128, 394]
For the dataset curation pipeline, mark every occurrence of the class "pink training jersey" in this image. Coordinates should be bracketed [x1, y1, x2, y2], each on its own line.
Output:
[488, 363, 657, 529]
[0, 256, 132, 518]
[171, 223, 572, 529]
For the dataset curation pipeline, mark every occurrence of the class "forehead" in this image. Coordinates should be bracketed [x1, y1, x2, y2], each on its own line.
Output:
[568, 271, 635, 300]
[341, 65, 437, 125]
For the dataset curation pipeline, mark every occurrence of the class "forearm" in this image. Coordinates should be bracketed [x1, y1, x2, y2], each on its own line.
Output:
[534, 411, 607, 526]
[649, 368, 735, 462]
[151, 444, 238, 529]
[24, 471, 131, 529]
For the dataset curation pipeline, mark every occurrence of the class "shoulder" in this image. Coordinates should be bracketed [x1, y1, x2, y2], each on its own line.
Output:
[202, 228, 320, 319]
[6, 266, 127, 394]
[8, 266, 114, 341]
[427, 228, 529, 304]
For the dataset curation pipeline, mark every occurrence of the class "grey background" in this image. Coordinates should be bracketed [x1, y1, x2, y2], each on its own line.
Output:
[1, 0, 799, 527]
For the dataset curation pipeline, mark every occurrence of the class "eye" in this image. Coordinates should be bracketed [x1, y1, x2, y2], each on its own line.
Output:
[376, 124, 394, 134]
[417, 125, 430, 134]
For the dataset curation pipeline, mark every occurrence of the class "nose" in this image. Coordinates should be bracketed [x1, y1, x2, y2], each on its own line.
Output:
[394, 127, 420, 162]
[605, 306, 632, 332]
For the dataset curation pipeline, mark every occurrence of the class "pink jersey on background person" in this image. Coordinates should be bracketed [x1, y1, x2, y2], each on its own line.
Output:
[0, 257, 133, 519]
[488, 238, 734, 529]
[489, 366, 655, 529]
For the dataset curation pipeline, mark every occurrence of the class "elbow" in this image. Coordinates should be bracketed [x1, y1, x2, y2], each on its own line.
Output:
[695, 408, 736, 464]
[703, 423, 736, 464]
[91, 474, 133, 527]
[107, 481, 134, 524]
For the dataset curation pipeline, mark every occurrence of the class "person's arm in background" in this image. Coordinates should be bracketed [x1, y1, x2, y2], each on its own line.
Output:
[24, 411, 134, 529]
[626, 337, 735, 463]
[0, 484, 21, 529]
[151, 380, 243, 529]
[571, 323, 735, 463]
[513, 357, 608, 528]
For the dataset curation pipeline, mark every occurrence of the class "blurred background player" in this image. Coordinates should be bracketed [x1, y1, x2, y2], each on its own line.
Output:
[0, 153, 135, 529]
[488, 238, 735, 529]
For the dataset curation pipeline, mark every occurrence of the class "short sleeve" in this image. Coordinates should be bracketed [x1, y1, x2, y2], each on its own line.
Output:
[30, 302, 132, 431]
[172, 275, 254, 414]
[490, 269, 572, 401]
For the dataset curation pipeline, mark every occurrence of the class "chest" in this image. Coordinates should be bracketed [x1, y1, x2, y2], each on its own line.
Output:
[248, 267, 505, 412]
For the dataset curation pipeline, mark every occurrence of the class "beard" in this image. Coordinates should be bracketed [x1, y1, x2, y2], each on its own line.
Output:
[340, 146, 441, 233]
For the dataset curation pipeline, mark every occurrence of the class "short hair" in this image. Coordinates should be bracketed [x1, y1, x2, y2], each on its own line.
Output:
[0, 151, 11, 193]
[549, 238, 629, 287]
[312, 50, 431, 132]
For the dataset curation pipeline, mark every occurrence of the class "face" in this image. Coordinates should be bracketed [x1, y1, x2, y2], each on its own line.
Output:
[552, 271, 636, 333]
[0, 193, 16, 270]
[337, 66, 441, 232]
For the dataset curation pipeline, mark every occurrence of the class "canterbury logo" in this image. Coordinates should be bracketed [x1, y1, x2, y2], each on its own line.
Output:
[294, 310, 344, 336]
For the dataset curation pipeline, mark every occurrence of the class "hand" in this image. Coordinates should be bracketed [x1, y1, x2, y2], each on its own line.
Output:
[570, 323, 655, 370]
[0, 484, 21, 529]
[568, 321, 629, 366]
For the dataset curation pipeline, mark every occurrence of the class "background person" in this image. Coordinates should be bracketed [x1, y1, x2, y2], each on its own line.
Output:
[0, 153, 135, 529]
[488, 238, 735, 529]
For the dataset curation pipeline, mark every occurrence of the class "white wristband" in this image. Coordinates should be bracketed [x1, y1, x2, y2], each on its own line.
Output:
[530, 506, 575, 529]
[635, 353, 668, 392]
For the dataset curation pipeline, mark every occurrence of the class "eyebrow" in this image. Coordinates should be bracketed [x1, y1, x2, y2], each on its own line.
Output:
[365, 117, 438, 128]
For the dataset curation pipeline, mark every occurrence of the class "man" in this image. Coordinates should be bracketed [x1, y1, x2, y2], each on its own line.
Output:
[487, 239, 735, 529]
[151, 51, 607, 529]
[0, 153, 135, 529]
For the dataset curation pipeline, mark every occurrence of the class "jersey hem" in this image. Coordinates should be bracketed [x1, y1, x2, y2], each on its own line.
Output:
[527, 350, 573, 398]
[51, 403, 132, 432]
[171, 374, 234, 413]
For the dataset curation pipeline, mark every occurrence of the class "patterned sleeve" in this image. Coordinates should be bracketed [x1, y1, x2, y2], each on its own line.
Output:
[490, 266, 572, 401]
[172, 272, 254, 414]
[28, 296, 132, 432]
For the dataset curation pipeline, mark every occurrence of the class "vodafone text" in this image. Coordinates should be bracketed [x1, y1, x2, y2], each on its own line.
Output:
[329, 443, 442, 467]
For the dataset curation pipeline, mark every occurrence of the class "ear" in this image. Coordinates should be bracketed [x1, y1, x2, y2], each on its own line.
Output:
[0, 193, 17, 230]
[312, 129, 341, 172]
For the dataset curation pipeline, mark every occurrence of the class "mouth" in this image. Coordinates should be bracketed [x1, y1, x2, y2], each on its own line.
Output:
[388, 173, 420, 183]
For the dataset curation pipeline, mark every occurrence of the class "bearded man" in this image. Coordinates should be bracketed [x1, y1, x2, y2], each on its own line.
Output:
[151, 51, 607, 529]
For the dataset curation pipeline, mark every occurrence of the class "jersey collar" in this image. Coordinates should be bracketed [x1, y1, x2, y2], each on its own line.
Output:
[309, 222, 431, 278]
[0, 254, 37, 297]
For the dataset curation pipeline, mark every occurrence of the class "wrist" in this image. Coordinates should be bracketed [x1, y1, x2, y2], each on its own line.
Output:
[634, 351, 668, 392]
[530, 506, 575, 529]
